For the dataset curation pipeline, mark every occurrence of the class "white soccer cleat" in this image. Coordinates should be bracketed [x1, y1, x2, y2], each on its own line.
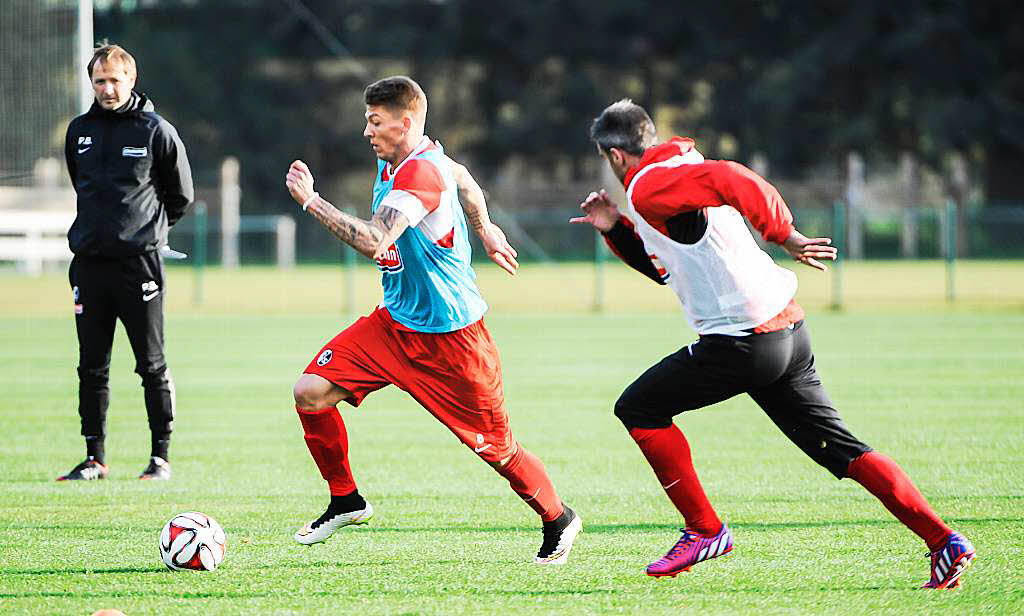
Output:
[535, 505, 582, 565]
[293, 501, 374, 545]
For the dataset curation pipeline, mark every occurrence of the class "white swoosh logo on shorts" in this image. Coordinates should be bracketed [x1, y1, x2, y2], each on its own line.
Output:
[473, 444, 492, 453]
[142, 291, 160, 302]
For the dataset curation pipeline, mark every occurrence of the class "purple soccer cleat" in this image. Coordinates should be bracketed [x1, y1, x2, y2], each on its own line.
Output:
[646, 523, 733, 578]
[922, 532, 976, 589]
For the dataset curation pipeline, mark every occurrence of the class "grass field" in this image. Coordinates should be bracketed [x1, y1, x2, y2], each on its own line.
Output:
[1, 262, 1022, 615]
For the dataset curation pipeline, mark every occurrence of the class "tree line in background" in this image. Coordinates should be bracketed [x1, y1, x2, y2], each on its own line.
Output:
[94, 0, 1022, 215]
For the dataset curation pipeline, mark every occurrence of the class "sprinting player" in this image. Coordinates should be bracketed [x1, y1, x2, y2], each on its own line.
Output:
[283, 76, 581, 564]
[570, 99, 974, 588]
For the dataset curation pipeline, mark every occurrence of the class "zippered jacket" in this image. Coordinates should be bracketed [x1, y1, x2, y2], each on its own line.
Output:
[65, 91, 194, 257]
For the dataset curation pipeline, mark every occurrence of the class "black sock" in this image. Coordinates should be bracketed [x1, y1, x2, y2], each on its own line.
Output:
[329, 490, 366, 513]
[85, 436, 105, 464]
[544, 504, 574, 531]
[151, 435, 170, 461]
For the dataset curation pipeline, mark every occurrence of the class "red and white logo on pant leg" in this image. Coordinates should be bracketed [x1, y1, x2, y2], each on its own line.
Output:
[648, 253, 670, 282]
[375, 243, 404, 274]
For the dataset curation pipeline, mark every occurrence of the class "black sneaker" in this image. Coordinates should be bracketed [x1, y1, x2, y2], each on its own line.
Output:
[139, 456, 171, 480]
[535, 505, 583, 565]
[56, 457, 108, 481]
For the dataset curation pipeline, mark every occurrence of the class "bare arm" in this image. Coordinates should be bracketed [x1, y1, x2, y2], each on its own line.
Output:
[445, 155, 519, 275]
[285, 160, 410, 260]
[446, 155, 490, 232]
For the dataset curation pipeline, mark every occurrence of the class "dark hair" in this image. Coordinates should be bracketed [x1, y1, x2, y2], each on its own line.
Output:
[590, 99, 656, 156]
[363, 75, 427, 115]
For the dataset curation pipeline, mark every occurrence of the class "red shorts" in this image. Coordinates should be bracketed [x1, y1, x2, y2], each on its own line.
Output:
[304, 307, 514, 464]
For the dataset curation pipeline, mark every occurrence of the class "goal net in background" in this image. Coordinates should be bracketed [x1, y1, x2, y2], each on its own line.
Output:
[0, 0, 80, 188]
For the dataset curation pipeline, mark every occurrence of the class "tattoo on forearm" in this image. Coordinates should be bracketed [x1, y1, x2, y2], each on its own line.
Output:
[465, 207, 484, 231]
[305, 196, 383, 258]
[376, 207, 403, 233]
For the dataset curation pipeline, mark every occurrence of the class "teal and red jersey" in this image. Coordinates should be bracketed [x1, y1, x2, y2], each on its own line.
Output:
[371, 137, 487, 333]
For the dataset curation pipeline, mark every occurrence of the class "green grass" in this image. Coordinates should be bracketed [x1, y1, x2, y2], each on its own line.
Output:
[1, 262, 1022, 614]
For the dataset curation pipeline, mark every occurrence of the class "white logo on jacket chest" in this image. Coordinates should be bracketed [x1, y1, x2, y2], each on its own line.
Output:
[122, 146, 148, 157]
[77, 136, 93, 154]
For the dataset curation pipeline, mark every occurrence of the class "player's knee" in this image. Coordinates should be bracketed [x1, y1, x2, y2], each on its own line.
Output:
[138, 366, 170, 388]
[613, 393, 673, 431]
[613, 393, 642, 429]
[292, 378, 319, 409]
[135, 359, 167, 379]
[293, 374, 336, 409]
[77, 365, 109, 387]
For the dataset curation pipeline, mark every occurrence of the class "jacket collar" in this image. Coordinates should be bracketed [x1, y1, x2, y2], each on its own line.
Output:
[87, 91, 154, 116]
[622, 137, 698, 187]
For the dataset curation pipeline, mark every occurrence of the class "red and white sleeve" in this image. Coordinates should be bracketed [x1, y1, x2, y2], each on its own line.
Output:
[631, 160, 795, 244]
[380, 159, 445, 226]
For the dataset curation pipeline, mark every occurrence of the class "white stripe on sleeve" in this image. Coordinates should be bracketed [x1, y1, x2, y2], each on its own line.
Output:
[380, 189, 429, 226]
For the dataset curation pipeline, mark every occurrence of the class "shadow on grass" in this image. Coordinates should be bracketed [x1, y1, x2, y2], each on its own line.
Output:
[343, 515, 1014, 535]
[2, 566, 165, 576]
[0, 583, 935, 600]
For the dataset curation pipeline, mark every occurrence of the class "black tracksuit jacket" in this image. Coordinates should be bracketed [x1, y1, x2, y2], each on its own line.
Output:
[64, 91, 194, 257]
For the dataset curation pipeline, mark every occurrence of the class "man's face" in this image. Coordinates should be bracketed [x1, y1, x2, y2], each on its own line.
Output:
[363, 105, 409, 165]
[91, 61, 135, 110]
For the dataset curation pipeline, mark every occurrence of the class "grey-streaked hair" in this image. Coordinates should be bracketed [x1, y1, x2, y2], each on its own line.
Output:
[589, 99, 657, 156]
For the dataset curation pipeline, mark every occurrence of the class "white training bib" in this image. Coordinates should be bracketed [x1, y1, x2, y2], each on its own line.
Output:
[624, 152, 797, 335]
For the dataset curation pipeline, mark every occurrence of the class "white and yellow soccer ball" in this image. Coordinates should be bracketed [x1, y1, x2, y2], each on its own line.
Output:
[159, 512, 227, 571]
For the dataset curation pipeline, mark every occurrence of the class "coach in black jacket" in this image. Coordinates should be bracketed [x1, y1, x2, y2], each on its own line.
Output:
[59, 44, 193, 482]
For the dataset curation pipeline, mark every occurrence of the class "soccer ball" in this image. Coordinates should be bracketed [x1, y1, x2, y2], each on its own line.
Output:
[159, 511, 227, 571]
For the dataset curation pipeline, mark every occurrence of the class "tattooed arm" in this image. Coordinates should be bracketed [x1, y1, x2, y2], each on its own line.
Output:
[285, 159, 409, 260]
[444, 155, 519, 275]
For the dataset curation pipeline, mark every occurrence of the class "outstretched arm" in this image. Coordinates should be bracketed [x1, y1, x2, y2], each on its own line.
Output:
[285, 160, 410, 260]
[571, 190, 665, 284]
[445, 155, 519, 276]
[633, 161, 837, 271]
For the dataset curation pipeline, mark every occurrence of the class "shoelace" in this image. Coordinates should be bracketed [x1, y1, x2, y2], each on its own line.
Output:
[663, 529, 698, 559]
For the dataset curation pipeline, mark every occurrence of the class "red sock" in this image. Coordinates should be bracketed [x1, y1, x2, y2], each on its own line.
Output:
[296, 406, 357, 496]
[847, 451, 952, 550]
[629, 425, 722, 536]
[496, 444, 564, 522]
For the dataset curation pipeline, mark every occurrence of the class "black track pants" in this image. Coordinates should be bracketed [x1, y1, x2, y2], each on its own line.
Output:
[614, 321, 870, 478]
[69, 252, 175, 441]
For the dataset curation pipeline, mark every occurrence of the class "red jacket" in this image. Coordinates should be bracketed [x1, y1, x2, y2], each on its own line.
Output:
[623, 137, 794, 244]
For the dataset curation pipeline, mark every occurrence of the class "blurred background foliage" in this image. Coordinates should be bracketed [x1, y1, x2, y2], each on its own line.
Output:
[94, 0, 1023, 204]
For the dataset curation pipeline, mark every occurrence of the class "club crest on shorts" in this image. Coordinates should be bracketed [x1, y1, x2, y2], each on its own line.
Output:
[316, 349, 333, 366]
[375, 243, 404, 274]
